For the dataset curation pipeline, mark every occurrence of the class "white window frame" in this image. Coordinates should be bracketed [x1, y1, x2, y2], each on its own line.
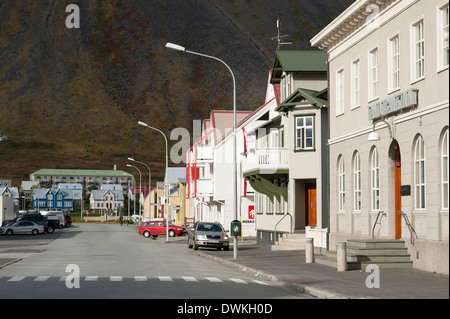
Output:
[371, 147, 380, 211]
[351, 58, 360, 109]
[414, 136, 426, 210]
[442, 129, 449, 210]
[411, 17, 425, 83]
[336, 68, 345, 116]
[353, 152, 362, 212]
[437, 2, 449, 71]
[388, 34, 400, 93]
[338, 156, 345, 212]
[369, 47, 379, 101]
[295, 116, 314, 151]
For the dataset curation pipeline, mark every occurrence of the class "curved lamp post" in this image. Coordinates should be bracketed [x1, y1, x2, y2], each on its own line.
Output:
[126, 164, 142, 223]
[138, 121, 170, 242]
[128, 157, 152, 218]
[165, 42, 239, 259]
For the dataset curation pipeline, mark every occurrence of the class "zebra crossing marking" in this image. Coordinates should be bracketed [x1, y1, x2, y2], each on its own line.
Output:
[1, 275, 272, 286]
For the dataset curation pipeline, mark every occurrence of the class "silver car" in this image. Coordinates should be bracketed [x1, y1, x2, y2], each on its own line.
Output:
[188, 222, 230, 251]
[0, 221, 45, 236]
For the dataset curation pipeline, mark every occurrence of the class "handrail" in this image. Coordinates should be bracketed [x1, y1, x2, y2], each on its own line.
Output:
[274, 213, 292, 244]
[372, 211, 386, 239]
[398, 211, 417, 245]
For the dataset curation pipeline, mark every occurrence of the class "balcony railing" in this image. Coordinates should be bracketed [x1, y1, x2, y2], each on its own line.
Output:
[243, 148, 289, 174]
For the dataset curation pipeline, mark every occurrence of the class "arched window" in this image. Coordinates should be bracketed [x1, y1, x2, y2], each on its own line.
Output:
[414, 135, 426, 209]
[371, 147, 380, 211]
[338, 156, 345, 211]
[353, 152, 362, 211]
[442, 129, 449, 210]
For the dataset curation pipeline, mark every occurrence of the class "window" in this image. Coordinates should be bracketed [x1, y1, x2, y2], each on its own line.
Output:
[439, 4, 449, 69]
[414, 136, 426, 209]
[389, 35, 400, 91]
[336, 69, 345, 115]
[442, 129, 449, 209]
[413, 20, 425, 80]
[281, 73, 293, 102]
[371, 147, 380, 211]
[351, 59, 360, 108]
[295, 116, 314, 150]
[353, 152, 362, 211]
[369, 48, 379, 100]
[338, 156, 345, 211]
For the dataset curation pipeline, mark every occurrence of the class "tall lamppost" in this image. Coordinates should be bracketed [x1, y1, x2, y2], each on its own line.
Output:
[137, 121, 170, 242]
[165, 42, 238, 259]
[128, 157, 152, 218]
[126, 164, 142, 223]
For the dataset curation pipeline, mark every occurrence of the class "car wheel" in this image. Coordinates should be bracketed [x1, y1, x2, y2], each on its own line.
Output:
[32, 229, 39, 235]
[65, 222, 71, 228]
[143, 231, 151, 238]
[169, 230, 176, 237]
[47, 226, 54, 234]
[193, 243, 199, 250]
[6, 229, 13, 236]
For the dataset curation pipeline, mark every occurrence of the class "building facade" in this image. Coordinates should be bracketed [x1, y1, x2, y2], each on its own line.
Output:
[30, 168, 134, 192]
[311, 0, 449, 274]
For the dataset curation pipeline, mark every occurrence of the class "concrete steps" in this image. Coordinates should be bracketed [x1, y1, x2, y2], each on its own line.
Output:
[315, 239, 413, 270]
[271, 233, 306, 251]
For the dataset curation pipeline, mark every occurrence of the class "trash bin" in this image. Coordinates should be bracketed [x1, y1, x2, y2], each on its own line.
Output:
[230, 220, 241, 237]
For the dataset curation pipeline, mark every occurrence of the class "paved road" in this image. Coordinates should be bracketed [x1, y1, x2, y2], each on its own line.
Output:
[0, 223, 312, 301]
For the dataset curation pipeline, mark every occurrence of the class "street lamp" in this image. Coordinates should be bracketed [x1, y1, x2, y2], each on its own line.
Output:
[126, 164, 142, 223]
[128, 157, 152, 218]
[368, 119, 393, 141]
[138, 121, 170, 242]
[165, 42, 238, 259]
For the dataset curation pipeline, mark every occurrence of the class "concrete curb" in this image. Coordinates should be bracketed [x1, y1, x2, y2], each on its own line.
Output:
[192, 250, 352, 299]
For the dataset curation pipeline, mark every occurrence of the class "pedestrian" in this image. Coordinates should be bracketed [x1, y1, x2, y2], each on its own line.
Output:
[119, 215, 123, 226]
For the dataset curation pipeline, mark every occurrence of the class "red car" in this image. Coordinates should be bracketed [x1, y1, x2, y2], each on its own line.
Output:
[138, 220, 186, 238]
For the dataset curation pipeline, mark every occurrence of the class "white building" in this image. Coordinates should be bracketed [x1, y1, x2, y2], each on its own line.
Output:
[311, 0, 449, 274]
[90, 184, 124, 214]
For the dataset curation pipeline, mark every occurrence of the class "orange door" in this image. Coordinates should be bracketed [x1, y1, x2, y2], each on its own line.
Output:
[395, 146, 402, 239]
[306, 184, 317, 227]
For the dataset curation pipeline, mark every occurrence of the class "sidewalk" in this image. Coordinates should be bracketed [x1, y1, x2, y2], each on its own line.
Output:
[191, 241, 449, 299]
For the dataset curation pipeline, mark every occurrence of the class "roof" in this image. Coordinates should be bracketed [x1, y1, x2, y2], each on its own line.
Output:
[31, 169, 133, 177]
[270, 50, 327, 84]
[32, 188, 74, 200]
[210, 110, 252, 144]
[91, 189, 124, 201]
[276, 88, 328, 113]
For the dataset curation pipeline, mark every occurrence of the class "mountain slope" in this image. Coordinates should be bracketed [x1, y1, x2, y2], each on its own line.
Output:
[0, 0, 353, 185]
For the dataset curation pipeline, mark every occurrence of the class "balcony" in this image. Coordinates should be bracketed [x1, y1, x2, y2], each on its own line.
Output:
[243, 148, 289, 175]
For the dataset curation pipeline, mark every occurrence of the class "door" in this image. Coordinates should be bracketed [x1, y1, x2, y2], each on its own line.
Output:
[305, 184, 317, 227]
[394, 146, 402, 239]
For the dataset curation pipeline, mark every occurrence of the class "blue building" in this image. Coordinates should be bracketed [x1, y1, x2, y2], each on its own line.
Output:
[32, 188, 74, 211]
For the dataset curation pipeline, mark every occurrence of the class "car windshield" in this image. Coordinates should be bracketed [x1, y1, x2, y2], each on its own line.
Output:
[197, 223, 223, 232]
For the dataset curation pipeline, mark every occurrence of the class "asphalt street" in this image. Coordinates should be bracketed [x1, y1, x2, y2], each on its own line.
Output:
[0, 223, 312, 301]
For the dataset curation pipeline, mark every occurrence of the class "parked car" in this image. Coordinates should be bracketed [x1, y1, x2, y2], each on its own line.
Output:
[138, 220, 186, 238]
[64, 214, 72, 228]
[187, 222, 229, 251]
[1, 213, 57, 234]
[40, 211, 65, 229]
[0, 221, 45, 236]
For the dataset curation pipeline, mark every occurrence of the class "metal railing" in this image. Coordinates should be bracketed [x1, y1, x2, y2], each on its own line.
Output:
[274, 212, 292, 244]
[398, 211, 418, 245]
[372, 211, 386, 239]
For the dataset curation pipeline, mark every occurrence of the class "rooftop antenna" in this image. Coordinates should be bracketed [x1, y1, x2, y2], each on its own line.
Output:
[272, 18, 293, 50]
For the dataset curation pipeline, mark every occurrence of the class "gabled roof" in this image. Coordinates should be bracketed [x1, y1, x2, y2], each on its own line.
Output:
[32, 188, 74, 200]
[276, 88, 328, 113]
[270, 50, 327, 84]
[91, 189, 124, 201]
